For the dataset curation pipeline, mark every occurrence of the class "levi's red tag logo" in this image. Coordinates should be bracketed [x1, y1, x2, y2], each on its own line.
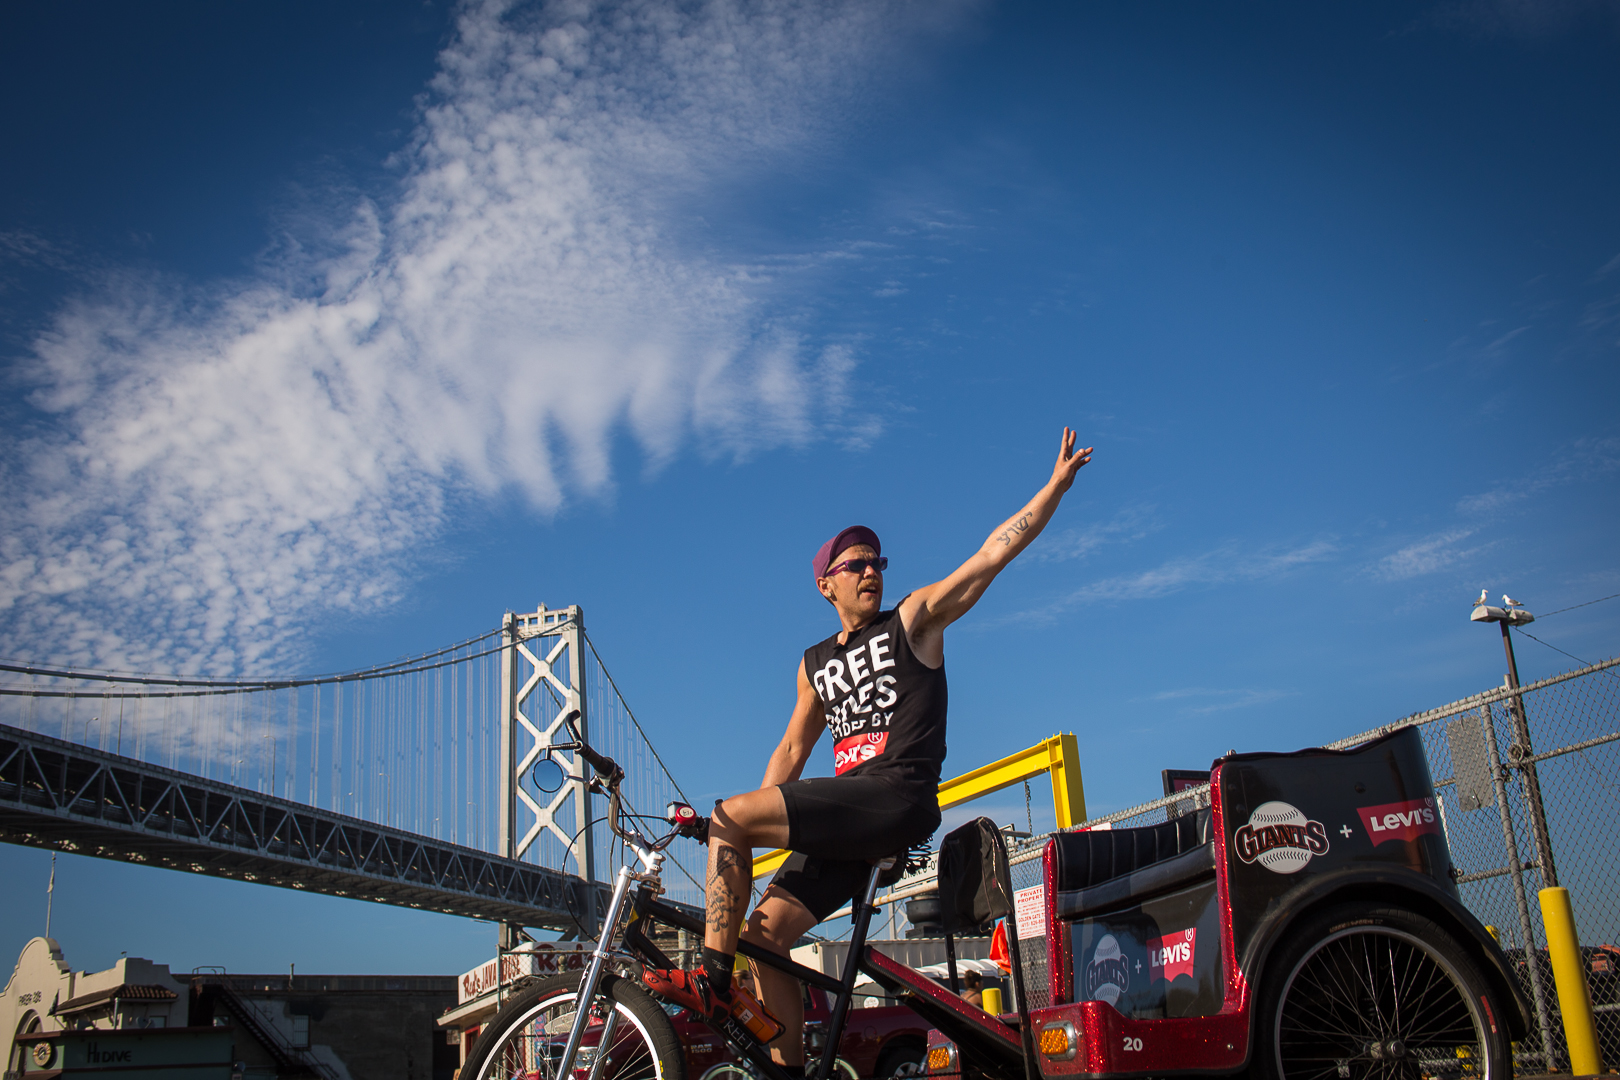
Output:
[1146, 928, 1196, 982]
[834, 732, 887, 774]
[1358, 797, 1440, 845]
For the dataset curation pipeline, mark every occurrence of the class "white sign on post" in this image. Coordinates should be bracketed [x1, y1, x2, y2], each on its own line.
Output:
[1013, 884, 1046, 940]
[457, 943, 591, 1004]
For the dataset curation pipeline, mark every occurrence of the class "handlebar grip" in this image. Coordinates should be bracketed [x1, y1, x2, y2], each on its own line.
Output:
[556, 708, 623, 783]
[579, 744, 624, 784]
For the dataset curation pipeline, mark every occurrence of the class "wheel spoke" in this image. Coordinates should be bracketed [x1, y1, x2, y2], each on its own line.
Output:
[1275, 926, 1488, 1080]
[474, 981, 674, 1080]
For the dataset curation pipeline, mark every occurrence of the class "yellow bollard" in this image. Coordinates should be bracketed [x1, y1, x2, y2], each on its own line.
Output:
[981, 986, 1004, 1016]
[1539, 887, 1605, 1076]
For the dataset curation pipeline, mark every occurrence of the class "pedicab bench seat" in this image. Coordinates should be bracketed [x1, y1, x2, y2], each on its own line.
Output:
[1051, 808, 1214, 920]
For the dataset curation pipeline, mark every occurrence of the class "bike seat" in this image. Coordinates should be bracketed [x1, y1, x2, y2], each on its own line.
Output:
[1049, 808, 1214, 919]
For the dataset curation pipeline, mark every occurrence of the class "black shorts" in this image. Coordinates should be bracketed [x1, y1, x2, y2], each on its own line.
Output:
[768, 774, 941, 923]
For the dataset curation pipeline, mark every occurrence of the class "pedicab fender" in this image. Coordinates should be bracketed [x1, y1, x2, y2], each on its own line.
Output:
[1234, 863, 1532, 1042]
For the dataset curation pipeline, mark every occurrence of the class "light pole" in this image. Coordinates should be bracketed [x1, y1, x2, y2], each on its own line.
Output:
[1471, 597, 1558, 887]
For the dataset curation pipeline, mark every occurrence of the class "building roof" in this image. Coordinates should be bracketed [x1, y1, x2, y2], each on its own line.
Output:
[54, 983, 179, 1015]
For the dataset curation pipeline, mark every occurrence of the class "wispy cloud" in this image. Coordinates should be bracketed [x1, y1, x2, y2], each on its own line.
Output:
[1009, 538, 1337, 623]
[1031, 504, 1161, 563]
[1372, 528, 1484, 581]
[1149, 687, 1294, 715]
[1456, 437, 1620, 514]
[0, 0, 966, 672]
[1416, 0, 1620, 38]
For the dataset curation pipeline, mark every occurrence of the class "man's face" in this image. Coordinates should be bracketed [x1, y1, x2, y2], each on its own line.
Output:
[817, 543, 884, 620]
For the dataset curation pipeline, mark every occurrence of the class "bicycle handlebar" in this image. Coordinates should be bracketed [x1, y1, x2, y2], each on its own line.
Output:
[555, 708, 624, 785]
[553, 708, 703, 851]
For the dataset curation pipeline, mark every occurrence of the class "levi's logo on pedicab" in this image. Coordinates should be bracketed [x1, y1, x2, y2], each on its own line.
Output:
[1146, 928, 1197, 982]
[1234, 801, 1330, 874]
[1357, 797, 1440, 845]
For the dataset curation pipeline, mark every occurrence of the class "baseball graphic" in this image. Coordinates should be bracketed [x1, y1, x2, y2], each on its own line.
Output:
[1234, 800, 1330, 871]
[1248, 801, 1314, 873]
[1085, 934, 1128, 1006]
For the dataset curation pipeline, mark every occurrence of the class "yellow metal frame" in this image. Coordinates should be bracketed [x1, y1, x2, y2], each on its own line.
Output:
[752, 733, 1085, 878]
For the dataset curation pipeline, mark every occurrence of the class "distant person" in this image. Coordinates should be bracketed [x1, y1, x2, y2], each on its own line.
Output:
[959, 970, 983, 1010]
[644, 429, 1094, 1078]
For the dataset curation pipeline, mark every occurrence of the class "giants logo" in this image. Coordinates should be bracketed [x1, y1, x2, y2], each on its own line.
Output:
[1358, 797, 1441, 845]
[1146, 928, 1196, 982]
[1083, 934, 1129, 1006]
[1234, 801, 1330, 874]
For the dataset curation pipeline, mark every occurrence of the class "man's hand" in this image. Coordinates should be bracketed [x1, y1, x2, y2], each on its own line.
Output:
[1049, 427, 1093, 497]
[902, 427, 1093, 662]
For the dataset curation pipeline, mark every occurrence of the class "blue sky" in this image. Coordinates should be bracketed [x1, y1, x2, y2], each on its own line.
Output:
[2, 0, 1617, 976]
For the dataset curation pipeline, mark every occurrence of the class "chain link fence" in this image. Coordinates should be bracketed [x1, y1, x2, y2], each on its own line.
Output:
[994, 652, 1620, 1072]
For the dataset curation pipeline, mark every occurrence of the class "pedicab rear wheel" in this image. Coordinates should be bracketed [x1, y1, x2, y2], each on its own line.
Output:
[1254, 903, 1511, 1080]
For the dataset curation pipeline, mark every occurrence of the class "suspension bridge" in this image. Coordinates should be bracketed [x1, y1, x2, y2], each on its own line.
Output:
[0, 604, 708, 942]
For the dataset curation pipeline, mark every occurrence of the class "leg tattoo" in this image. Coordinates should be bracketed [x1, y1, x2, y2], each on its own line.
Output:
[706, 845, 748, 945]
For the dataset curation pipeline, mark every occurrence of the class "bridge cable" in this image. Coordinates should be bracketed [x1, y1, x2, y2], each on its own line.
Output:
[583, 631, 692, 806]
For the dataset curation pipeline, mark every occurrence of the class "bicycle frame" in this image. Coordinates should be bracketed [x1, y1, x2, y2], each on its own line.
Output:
[624, 865, 889, 1080]
[539, 712, 1016, 1080]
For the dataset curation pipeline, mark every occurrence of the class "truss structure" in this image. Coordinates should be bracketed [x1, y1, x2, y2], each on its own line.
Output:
[499, 604, 596, 942]
[0, 724, 610, 931]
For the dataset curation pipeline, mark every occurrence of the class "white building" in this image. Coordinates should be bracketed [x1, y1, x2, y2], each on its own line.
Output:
[3, 937, 196, 1077]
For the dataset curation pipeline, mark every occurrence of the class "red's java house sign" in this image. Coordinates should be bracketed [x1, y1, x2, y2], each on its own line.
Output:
[458, 945, 590, 1004]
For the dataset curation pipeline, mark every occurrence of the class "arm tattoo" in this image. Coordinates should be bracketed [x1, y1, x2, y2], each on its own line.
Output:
[995, 513, 1034, 547]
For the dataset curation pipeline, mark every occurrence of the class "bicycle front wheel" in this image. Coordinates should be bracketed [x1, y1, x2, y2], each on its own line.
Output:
[464, 971, 687, 1080]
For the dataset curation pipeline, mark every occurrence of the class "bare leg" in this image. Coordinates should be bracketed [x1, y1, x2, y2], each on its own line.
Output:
[743, 888, 818, 1067]
[705, 787, 792, 954]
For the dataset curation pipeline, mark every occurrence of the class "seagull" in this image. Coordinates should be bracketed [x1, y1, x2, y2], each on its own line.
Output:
[1473, 589, 1488, 607]
[1502, 594, 1524, 608]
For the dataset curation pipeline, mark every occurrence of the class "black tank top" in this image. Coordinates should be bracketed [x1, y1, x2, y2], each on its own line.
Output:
[803, 603, 947, 802]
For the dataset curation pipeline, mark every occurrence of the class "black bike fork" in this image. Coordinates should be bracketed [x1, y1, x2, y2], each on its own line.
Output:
[813, 859, 891, 1080]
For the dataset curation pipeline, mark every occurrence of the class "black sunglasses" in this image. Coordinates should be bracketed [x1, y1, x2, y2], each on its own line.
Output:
[825, 556, 887, 577]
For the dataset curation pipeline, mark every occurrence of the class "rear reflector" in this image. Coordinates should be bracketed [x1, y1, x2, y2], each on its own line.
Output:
[1039, 1021, 1078, 1061]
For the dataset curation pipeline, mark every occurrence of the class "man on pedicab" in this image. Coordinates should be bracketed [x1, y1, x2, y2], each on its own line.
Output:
[644, 428, 1093, 1076]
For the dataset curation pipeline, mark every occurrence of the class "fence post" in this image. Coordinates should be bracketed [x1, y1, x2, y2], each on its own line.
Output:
[1477, 703, 1559, 1068]
[1540, 887, 1605, 1076]
[1499, 623, 1559, 888]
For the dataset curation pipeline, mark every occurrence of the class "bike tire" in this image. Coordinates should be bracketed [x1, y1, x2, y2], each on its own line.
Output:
[699, 1059, 856, 1080]
[1252, 902, 1512, 1080]
[464, 971, 687, 1080]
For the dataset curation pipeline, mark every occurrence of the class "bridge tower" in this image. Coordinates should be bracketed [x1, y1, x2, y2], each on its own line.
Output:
[498, 604, 596, 947]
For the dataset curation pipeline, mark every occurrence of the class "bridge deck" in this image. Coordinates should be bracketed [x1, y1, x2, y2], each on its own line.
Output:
[0, 724, 689, 934]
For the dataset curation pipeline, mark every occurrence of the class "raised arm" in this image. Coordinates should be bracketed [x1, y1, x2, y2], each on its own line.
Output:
[761, 659, 825, 788]
[900, 428, 1092, 663]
